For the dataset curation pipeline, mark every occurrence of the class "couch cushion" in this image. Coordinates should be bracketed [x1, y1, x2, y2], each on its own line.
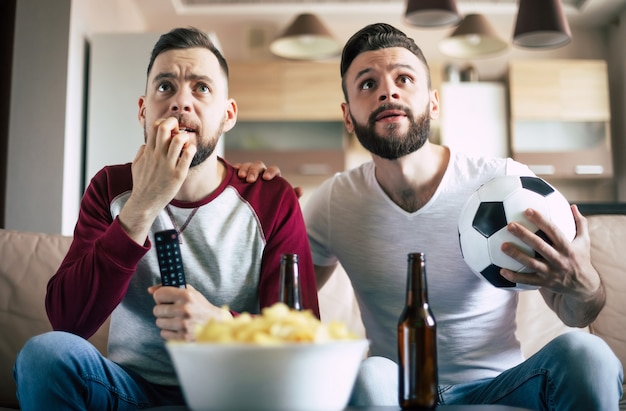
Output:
[0, 229, 109, 408]
[515, 289, 587, 358]
[586, 215, 626, 408]
[0, 230, 71, 407]
[516, 215, 626, 409]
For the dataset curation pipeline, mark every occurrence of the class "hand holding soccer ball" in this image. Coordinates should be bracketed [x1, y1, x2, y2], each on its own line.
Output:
[458, 175, 576, 291]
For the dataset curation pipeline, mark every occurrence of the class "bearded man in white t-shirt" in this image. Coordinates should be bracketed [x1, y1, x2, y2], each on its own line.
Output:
[299, 23, 621, 411]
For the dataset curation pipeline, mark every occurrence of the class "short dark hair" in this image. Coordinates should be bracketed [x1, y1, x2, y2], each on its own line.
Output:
[146, 27, 228, 79]
[340, 23, 430, 100]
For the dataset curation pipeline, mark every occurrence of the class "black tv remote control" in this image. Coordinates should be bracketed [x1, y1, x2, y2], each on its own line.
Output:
[154, 229, 186, 288]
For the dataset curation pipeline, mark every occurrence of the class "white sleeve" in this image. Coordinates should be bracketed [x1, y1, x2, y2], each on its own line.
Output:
[302, 176, 339, 267]
[505, 157, 535, 177]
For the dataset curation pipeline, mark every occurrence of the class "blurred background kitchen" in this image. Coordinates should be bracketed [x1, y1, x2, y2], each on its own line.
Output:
[2, 0, 626, 235]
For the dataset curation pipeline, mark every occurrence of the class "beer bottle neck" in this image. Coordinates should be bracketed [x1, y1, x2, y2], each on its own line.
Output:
[280, 253, 303, 310]
[406, 253, 428, 307]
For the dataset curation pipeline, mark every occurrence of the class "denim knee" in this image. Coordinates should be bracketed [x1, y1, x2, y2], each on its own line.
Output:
[549, 332, 621, 375]
[349, 356, 398, 406]
[547, 332, 623, 408]
[15, 331, 93, 372]
[14, 331, 101, 406]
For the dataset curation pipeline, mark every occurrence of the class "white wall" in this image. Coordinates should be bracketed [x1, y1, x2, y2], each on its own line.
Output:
[4, 0, 145, 234]
[86, 33, 159, 183]
[5, 0, 71, 234]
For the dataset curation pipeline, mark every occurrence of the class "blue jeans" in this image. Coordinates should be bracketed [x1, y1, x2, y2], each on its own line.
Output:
[14, 331, 185, 410]
[350, 332, 624, 411]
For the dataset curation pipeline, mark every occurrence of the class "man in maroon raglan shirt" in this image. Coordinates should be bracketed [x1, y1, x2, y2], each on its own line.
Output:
[14, 27, 319, 411]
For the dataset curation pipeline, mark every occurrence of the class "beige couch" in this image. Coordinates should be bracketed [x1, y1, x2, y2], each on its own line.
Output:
[1, 212, 625, 409]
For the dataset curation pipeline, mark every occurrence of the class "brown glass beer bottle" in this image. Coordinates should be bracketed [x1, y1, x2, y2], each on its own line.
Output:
[398, 252, 438, 409]
[279, 253, 303, 310]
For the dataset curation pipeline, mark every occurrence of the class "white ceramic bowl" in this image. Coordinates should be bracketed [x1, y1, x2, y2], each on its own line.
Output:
[166, 339, 369, 411]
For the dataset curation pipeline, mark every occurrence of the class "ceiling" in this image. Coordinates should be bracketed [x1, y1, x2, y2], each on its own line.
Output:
[133, 0, 626, 29]
[128, 0, 626, 79]
[159, 0, 624, 26]
[180, 0, 585, 5]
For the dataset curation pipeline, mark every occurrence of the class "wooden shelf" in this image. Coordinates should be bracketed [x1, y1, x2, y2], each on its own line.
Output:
[229, 60, 344, 121]
[510, 59, 610, 121]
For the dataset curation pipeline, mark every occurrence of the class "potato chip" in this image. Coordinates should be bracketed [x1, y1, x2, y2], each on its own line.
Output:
[194, 302, 358, 345]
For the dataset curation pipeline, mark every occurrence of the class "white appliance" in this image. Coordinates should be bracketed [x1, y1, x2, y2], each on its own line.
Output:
[439, 82, 509, 158]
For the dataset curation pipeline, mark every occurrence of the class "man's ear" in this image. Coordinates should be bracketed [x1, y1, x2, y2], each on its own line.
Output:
[429, 89, 440, 121]
[341, 102, 354, 134]
[222, 98, 238, 133]
[138, 96, 146, 127]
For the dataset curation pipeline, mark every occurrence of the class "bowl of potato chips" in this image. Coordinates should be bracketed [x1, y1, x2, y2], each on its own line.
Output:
[166, 303, 369, 411]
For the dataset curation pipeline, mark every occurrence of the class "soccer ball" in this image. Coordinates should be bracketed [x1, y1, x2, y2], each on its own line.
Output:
[458, 175, 576, 291]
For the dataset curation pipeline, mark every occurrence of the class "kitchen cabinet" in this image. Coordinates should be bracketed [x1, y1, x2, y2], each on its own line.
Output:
[509, 59, 613, 180]
[224, 121, 345, 175]
[228, 60, 344, 121]
[226, 61, 347, 196]
[224, 120, 347, 206]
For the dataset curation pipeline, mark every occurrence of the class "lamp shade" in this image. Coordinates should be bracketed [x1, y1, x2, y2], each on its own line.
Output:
[513, 0, 571, 49]
[269, 13, 341, 60]
[405, 0, 461, 28]
[439, 14, 508, 58]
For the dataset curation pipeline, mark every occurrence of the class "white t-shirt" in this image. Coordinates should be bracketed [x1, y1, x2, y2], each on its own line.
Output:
[304, 150, 533, 385]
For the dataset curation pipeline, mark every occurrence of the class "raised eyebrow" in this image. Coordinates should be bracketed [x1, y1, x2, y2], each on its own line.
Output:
[390, 63, 417, 75]
[152, 72, 215, 86]
[353, 63, 417, 83]
[186, 73, 214, 86]
[354, 68, 373, 83]
[152, 72, 175, 85]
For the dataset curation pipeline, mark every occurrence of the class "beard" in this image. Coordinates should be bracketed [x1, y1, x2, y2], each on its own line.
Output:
[189, 127, 221, 168]
[352, 103, 431, 160]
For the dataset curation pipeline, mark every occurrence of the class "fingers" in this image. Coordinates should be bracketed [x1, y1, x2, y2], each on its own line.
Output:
[262, 164, 282, 180]
[142, 117, 195, 180]
[152, 285, 208, 341]
[154, 117, 178, 146]
[147, 284, 161, 295]
[501, 239, 547, 273]
[500, 267, 543, 288]
[514, 208, 565, 252]
[236, 161, 266, 182]
[500, 207, 572, 288]
[152, 287, 189, 339]
[233, 162, 255, 180]
[294, 186, 304, 199]
[145, 117, 174, 150]
[234, 161, 283, 183]
[177, 138, 196, 170]
[157, 118, 191, 161]
[570, 204, 587, 238]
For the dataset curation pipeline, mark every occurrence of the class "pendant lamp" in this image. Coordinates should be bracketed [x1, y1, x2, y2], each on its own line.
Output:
[269, 13, 341, 60]
[513, 0, 571, 49]
[405, 0, 462, 28]
[439, 14, 508, 58]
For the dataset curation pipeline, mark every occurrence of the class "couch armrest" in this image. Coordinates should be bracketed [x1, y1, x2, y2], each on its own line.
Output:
[0, 229, 109, 409]
[586, 215, 626, 377]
